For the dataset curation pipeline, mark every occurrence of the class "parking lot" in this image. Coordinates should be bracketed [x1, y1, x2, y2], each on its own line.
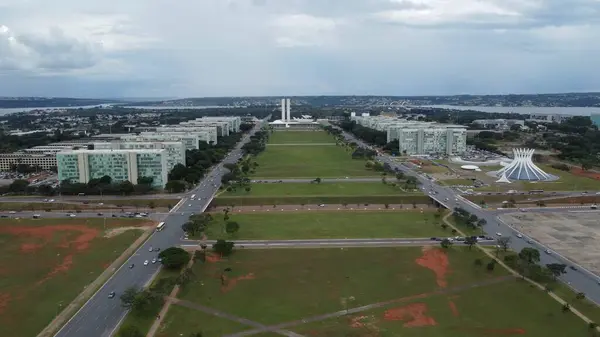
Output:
[501, 211, 600, 274]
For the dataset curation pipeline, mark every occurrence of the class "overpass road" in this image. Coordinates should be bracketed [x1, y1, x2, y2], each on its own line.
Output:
[53, 121, 266, 337]
[336, 125, 600, 305]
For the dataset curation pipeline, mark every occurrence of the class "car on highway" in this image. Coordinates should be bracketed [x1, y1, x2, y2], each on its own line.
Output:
[149, 246, 153, 252]
[68, 214, 76, 217]
[97, 213, 103, 216]
[496, 232, 502, 236]
[570, 265, 577, 271]
[9, 211, 16, 214]
[129, 263, 135, 269]
[545, 249, 551, 254]
[152, 258, 157, 264]
[108, 291, 116, 299]
[154, 247, 160, 252]
[516, 233, 523, 238]
[527, 239, 533, 244]
[143, 260, 149, 266]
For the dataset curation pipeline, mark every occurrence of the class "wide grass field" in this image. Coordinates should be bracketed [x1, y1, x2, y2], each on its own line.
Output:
[268, 131, 335, 144]
[214, 182, 429, 207]
[161, 247, 595, 337]
[0, 199, 179, 212]
[252, 145, 378, 178]
[0, 218, 150, 337]
[202, 211, 447, 240]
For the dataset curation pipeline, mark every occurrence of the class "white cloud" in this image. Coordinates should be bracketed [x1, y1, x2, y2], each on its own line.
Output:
[0, 0, 599, 97]
[271, 14, 342, 48]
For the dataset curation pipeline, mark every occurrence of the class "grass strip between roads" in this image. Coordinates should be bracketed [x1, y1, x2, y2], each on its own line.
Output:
[212, 195, 431, 207]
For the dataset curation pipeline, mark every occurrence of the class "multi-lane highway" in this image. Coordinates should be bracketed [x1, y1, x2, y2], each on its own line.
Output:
[53, 122, 265, 337]
[336, 126, 600, 305]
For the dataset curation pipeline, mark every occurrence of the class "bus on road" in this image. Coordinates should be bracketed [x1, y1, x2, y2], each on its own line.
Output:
[156, 222, 166, 231]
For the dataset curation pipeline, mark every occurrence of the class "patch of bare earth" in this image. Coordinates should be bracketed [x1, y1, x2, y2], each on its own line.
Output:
[103, 226, 147, 238]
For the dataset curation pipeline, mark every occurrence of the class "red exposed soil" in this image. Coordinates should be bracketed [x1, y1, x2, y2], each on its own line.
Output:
[571, 167, 600, 180]
[383, 303, 437, 327]
[36, 255, 74, 286]
[220, 273, 255, 293]
[448, 300, 459, 317]
[454, 327, 526, 335]
[0, 293, 10, 314]
[205, 252, 221, 263]
[0, 225, 99, 253]
[415, 248, 449, 288]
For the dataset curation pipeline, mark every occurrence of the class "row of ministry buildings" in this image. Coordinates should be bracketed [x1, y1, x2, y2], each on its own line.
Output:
[0, 116, 242, 188]
[350, 116, 467, 155]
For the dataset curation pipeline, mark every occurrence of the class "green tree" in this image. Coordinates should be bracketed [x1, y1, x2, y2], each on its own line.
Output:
[165, 180, 186, 193]
[213, 239, 235, 256]
[546, 263, 567, 280]
[119, 287, 139, 309]
[464, 236, 477, 250]
[440, 238, 453, 249]
[176, 267, 195, 286]
[225, 221, 240, 234]
[497, 237, 511, 252]
[158, 247, 191, 270]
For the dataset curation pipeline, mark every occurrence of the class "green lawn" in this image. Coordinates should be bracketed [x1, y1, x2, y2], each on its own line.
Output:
[168, 247, 596, 337]
[439, 179, 474, 186]
[252, 146, 378, 178]
[202, 211, 446, 240]
[0, 218, 149, 337]
[268, 131, 335, 144]
[296, 280, 593, 337]
[177, 248, 504, 327]
[212, 195, 432, 207]
[223, 182, 411, 197]
[156, 305, 249, 337]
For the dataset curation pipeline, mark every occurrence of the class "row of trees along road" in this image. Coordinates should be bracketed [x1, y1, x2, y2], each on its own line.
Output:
[165, 123, 255, 193]
[1, 175, 157, 197]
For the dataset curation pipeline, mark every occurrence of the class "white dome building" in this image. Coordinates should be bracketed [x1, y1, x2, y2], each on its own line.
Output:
[489, 148, 557, 182]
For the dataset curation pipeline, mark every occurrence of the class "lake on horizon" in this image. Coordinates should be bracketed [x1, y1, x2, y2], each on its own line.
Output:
[422, 105, 600, 116]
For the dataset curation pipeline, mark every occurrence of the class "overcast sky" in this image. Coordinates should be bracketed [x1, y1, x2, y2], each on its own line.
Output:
[1, 0, 599, 98]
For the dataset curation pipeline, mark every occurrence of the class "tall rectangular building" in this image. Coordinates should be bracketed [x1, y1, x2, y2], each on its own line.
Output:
[199, 116, 242, 132]
[93, 141, 185, 170]
[122, 133, 207, 150]
[57, 149, 169, 188]
[155, 126, 218, 144]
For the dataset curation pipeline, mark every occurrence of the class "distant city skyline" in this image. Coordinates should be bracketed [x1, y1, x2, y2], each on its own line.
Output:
[1, 0, 600, 97]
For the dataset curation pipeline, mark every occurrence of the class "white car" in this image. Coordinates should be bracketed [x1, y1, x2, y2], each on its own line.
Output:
[496, 232, 502, 236]
[188, 204, 192, 207]
[545, 249, 551, 254]
[143, 260, 149, 266]
[69, 214, 76, 217]
[152, 258, 157, 264]
[516, 234, 523, 238]
[149, 246, 153, 252]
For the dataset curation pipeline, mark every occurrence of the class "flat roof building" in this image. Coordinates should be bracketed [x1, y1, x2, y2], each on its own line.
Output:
[57, 149, 169, 188]
[155, 126, 218, 144]
[197, 116, 241, 133]
[350, 116, 467, 155]
[0, 153, 57, 171]
[121, 133, 208, 150]
[178, 121, 230, 136]
[93, 141, 185, 170]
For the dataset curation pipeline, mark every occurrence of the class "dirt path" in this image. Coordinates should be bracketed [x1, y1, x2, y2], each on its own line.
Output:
[441, 212, 600, 332]
[221, 276, 514, 337]
[36, 226, 155, 337]
[169, 298, 304, 337]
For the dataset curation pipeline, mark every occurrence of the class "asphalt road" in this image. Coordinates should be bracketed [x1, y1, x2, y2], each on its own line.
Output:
[180, 238, 497, 249]
[53, 121, 266, 337]
[336, 125, 600, 305]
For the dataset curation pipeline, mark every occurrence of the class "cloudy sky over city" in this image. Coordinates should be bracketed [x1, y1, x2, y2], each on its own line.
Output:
[1, 0, 599, 98]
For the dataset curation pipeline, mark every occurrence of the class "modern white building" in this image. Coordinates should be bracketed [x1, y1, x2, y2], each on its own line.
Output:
[351, 116, 467, 155]
[57, 149, 169, 188]
[178, 120, 230, 136]
[491, 148, 557, 182]
[121, 133, 209, 150]
[155, 126, 218, 144]
[269, 98, 319, 129]
[198, 116, 241, 133]
[93, 141, 185, 170]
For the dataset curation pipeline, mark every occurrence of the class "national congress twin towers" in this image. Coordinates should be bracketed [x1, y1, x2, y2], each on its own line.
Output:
[280, 98, 292, 122]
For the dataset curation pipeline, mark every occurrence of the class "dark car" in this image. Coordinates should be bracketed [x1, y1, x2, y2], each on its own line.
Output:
[570, 265, 577, 271]
[112, 214, 117, 217]
[129, 264, 135, 269]
[108, 291, 116, 299]
[430, 237, 437, 241]
[154, 247, 161, 252]
[97, 213, 103, 216]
